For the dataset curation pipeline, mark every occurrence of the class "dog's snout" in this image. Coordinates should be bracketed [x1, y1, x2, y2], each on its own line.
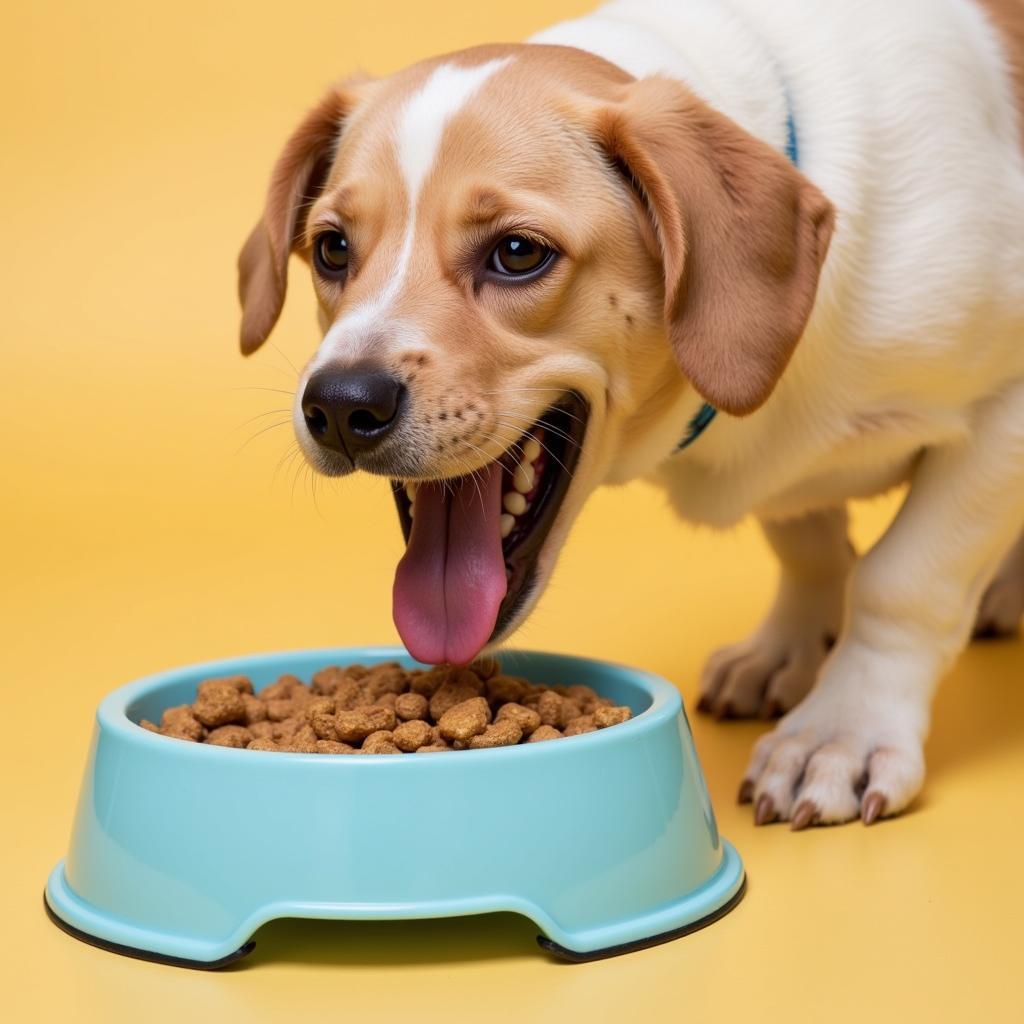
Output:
[301, 368, 406, 457]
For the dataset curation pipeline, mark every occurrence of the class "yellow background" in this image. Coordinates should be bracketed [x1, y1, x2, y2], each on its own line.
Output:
[2, 2, 1022, 1020]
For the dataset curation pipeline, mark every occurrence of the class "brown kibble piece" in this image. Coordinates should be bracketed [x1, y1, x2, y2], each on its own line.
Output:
[558, 699, 584, 728]
[192, 683, 246, 728]
[334, 706, 397, 743]
[429, 674, 483, 721]
[495, 702, 541, 736]
[415, 743, 450, 753]
[363, 662, 407, 698]
[206, 725, 253, 748]
[292, 724, 318, 745]
[160, 705, 205, 741]
[332, 679, 365, 711]
[310, 666, 348, 696]
[469, 720, 523, 749]
[198, 674, 253, 697]
[393, 719, 433, 752]
[536, 690, 564, 727]
[308, 698, 340, 740]
[140, 719, 160, 734]
[248, 720, 275, 740]
[241, 693, 268, 724]
[438, 696, 491, 742]
[247, 738, 280, 751]
[316, 739, 355, 754]
[265, 698, 296, 722]
[527, 725, 562, 743]
[486, 675, 529, 706]
[567, 684, 598, 709]
[362, 730, 401, 754]
[373, 691, 399, 710]
[283, 740, 319, 754]
[409, 665, 450, 697]
[260, 674, 304, 700]
[594, 705, 631, 728]
[563, 715, 597, 736]
[394, 691, 429, 721]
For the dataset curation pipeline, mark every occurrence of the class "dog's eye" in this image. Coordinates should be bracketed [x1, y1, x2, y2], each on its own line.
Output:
[314, 230, 350, 276]
[488, 235, 553, 277]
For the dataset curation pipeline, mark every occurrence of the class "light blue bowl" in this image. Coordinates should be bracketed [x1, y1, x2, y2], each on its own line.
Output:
[45, 647, 744, 966]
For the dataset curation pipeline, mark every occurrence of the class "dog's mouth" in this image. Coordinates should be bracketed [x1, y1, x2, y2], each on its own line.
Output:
[390, 392, 589, 665]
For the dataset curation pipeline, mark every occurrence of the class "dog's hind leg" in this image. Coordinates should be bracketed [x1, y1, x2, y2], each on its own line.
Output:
[696, 507, 855, 719]
[973, 530, 1024, 639]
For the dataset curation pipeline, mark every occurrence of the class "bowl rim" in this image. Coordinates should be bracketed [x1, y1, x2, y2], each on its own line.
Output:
[100, 646, 683, 765]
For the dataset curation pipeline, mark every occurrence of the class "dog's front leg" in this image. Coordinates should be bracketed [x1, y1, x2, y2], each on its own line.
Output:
[698, 507, 855, 719]
[742, 382, 1024, 827]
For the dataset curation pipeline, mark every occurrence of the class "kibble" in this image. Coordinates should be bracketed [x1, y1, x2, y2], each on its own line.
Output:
[143, 660, 632, 753]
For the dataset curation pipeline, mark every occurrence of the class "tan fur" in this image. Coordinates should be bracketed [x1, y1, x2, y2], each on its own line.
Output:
[238, 77, 370, 355]
[975, 0, 1024, 149]
[591, 76, 834, 415]
[237, 44, 831, 488]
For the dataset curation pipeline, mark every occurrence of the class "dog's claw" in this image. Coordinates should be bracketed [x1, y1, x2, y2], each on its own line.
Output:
[790, 800, 818, 831]
[737, 779, 755, 804]
[754, 794, 777, 826]
[861, 791, 887, 825]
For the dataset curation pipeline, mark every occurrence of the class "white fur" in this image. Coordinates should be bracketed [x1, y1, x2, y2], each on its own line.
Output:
[313, 58, 510, 369]
[536, 0, 1024, 822]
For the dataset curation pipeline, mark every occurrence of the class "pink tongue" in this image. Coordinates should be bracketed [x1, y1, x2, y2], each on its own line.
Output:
[393, 463, 507, 665]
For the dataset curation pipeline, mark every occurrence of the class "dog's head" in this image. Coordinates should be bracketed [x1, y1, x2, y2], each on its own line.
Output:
[238, 44, 833, 664]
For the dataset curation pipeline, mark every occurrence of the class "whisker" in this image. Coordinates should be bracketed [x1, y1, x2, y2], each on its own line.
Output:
[235, 420, 291, 455]
[234, 408, 292, 430]
[232, 386, 296, 397]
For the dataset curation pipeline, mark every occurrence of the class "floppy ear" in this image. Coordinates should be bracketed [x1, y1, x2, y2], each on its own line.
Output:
[595, 76, 834, 415]
[237, 81, 364, 355]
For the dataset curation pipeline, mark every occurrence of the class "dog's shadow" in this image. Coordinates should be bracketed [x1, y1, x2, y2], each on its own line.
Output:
[237, 912, 542, 969]
[925, 636, 1024, 781]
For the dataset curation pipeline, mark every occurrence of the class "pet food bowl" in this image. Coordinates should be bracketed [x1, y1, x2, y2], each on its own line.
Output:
[45, 647, 745, 966]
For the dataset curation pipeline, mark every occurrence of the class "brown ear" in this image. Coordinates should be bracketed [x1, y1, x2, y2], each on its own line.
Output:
[596, 76, 834, 415]
[237, 81, 364, 355]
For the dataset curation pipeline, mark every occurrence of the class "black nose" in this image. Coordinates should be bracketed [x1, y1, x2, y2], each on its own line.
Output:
[301, 368, 406, 458]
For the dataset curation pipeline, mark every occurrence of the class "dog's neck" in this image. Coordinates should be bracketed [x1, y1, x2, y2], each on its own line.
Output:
[533, 0, 802, 461]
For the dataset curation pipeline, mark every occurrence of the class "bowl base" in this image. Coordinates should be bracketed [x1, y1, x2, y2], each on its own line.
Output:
[536, 873, 746, 962]
[43, 892, 255, 971]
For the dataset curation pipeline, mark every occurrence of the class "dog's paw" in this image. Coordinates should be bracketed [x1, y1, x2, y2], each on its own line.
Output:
[697, 592, 840, 719]
[738, 687, 925, 828]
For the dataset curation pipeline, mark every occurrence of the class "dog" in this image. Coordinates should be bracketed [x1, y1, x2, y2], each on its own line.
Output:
[237, 0, 1024, 828]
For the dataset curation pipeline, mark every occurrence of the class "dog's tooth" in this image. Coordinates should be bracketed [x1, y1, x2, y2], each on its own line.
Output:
[500, 514, 515, 539]
[405, 482, 417, 501]
[513, 462, 535, 494]
[503, 491, 527, 516]
[522, 437, 541, 462]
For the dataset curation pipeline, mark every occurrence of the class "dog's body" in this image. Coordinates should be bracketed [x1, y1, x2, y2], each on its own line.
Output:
[239, 0, 1024, 827]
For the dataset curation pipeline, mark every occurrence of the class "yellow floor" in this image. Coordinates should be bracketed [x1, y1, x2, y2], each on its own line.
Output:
[3, 1, 1023, 1020]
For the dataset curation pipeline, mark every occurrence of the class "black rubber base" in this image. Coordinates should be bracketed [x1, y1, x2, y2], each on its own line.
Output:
[47, 877, 746, 968]
[44, 892, 256, 971]
[537, 875, 747, 963]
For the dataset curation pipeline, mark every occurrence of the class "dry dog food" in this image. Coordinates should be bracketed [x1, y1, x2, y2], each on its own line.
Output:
[140, 660, 632, 754]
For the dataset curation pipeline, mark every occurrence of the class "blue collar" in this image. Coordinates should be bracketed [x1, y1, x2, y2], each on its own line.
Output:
[674, 107, 799, 454]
